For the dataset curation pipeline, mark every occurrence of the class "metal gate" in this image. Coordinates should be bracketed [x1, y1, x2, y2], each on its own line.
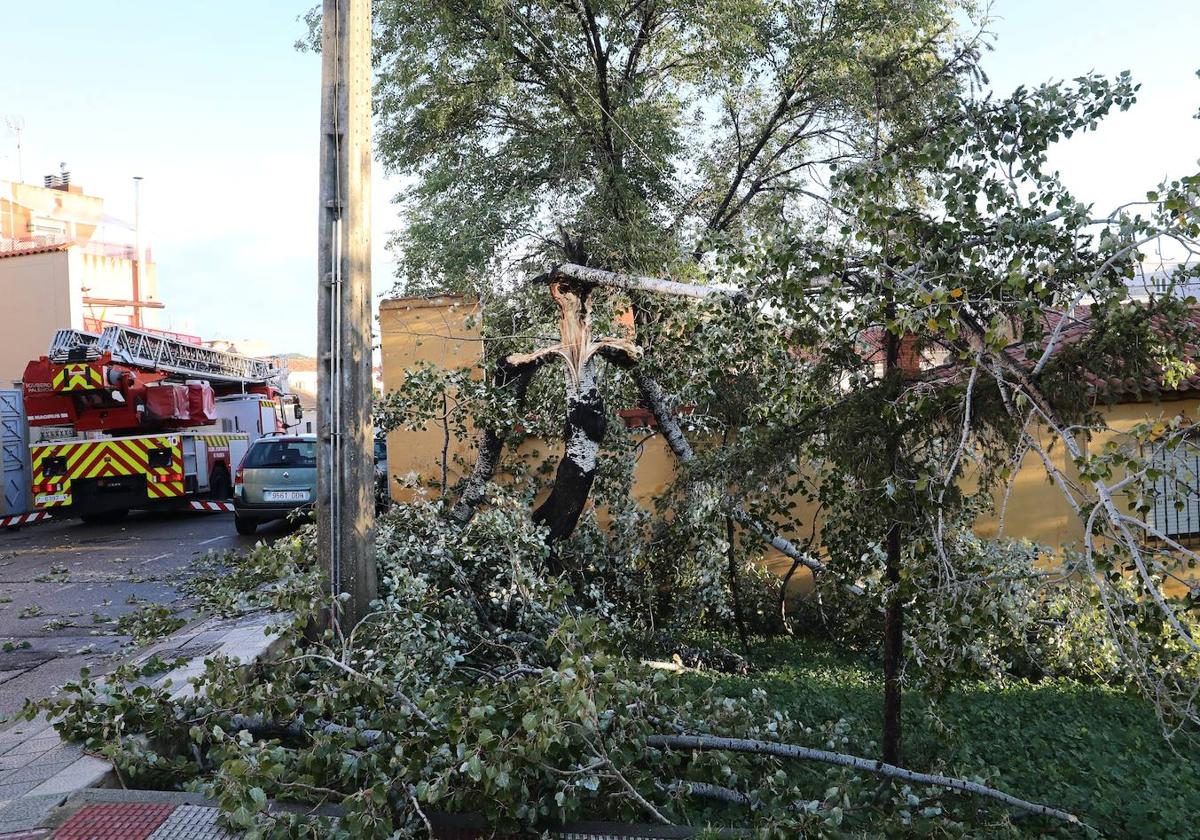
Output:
[0, 389, 31, 517]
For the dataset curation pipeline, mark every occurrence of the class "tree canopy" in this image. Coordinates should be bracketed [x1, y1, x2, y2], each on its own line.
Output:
[359, 0, 982, 289]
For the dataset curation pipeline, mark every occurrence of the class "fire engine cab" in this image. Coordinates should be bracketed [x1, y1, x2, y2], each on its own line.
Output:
[21, 326, 301, 523]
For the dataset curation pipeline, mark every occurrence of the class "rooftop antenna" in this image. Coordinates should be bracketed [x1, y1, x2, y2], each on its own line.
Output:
[3, 117, 24, 183]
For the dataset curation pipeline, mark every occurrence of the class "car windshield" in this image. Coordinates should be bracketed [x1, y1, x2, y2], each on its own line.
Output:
[243, 440, 316, 468]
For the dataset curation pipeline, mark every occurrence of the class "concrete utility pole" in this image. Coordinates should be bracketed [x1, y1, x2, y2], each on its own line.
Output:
[317, 0, 376, 630]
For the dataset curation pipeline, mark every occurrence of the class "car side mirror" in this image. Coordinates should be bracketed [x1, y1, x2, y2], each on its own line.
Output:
[294, 402, 303, 421]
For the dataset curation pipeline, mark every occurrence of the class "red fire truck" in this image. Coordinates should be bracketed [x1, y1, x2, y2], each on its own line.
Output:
[21, 326, 301, 523]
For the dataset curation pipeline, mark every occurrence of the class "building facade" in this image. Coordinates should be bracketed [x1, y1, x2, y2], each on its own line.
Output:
[0, 176, 165, 385]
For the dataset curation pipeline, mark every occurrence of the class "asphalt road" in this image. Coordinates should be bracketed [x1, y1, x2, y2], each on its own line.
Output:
[0, 510, 294, 721]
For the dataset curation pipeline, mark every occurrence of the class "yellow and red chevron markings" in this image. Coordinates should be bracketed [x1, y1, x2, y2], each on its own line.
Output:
[196, 434, 243, 449]
[31, 435, 184, 508]
[51, 363, 104, 392]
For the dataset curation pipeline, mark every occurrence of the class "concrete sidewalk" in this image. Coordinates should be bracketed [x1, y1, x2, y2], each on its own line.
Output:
[0, 611, 288, 836]
[0, 714, 110, 836]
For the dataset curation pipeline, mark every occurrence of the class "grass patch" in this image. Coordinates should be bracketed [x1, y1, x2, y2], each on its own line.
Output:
[705, 637, 1200, 838]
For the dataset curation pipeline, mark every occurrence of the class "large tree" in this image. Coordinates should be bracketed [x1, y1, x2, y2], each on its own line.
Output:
[366, 0, 983, 288]
[357, 0, 984, 560]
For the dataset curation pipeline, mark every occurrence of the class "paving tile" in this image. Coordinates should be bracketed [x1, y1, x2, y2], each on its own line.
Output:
[8, 747, 75, 773]
[4, 740, 61, 759]
[4, 718, 53, 741]
[7, 760, 76, 786]
[0, 755, 35, 772]
[50, 803, 174, 839]
[30, 747, 77, 767]
[0, 785, 37, 804]
[0, 792, 67, 834]
[0, 745, 82, 785]
[26, 758, 111, 798]
[146, 805, 238, 839]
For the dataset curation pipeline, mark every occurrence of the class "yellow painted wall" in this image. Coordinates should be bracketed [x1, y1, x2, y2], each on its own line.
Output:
[379, 296, 1200, 587]
[380, 295, 484, 502]
[974, 420, 1084, 549]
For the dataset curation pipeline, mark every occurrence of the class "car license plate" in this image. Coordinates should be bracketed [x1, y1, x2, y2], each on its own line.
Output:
[264, 490, 308, 502]
[35, 493, 69, 505]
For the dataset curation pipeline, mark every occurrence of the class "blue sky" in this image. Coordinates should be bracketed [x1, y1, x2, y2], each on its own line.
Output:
[2, 1, 1197, 353]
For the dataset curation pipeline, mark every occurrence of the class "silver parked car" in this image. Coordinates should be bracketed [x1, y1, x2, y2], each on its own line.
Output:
[233, 435, 317, 535]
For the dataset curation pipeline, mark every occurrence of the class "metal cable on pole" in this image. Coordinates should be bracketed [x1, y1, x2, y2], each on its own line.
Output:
[317, 0, 376, 632]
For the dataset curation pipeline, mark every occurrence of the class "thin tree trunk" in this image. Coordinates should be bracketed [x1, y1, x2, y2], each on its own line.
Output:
[882, 520, 903, 765]
[881, 308, 904, 767]
[726, 514, 749, 651]
[439, 392, 450, 496]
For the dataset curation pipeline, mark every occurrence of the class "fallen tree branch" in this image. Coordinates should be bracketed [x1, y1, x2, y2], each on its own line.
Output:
[551, 262, 746, 303]
[668, 780, 751, 806]
[632, 368, 830, 580]
[729, 508, 826, 575]
[647, 734, 1082, 826]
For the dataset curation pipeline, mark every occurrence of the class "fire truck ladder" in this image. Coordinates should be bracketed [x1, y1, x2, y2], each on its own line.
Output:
[95, 326, 281, 385]
[47, 329, 103, 363]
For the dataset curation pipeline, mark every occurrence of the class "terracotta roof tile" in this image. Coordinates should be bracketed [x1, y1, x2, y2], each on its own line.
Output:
[0, 241, 72, 259]
[925, 305, 1200, 397]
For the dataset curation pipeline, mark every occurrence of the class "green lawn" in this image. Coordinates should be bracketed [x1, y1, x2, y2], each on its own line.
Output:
[700, 638, 1200, 839]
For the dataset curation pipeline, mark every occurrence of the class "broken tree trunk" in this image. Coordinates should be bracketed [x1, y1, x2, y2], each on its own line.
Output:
[532, 350, 606, 543]
[451, 262, 829, 572]
[511, 280, 640, 544]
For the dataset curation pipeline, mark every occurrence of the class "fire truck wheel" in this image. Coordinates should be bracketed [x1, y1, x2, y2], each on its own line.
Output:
[80, 509, 129, 526]
[235, 516, 257, 536]
[209, 465, 232, 500]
